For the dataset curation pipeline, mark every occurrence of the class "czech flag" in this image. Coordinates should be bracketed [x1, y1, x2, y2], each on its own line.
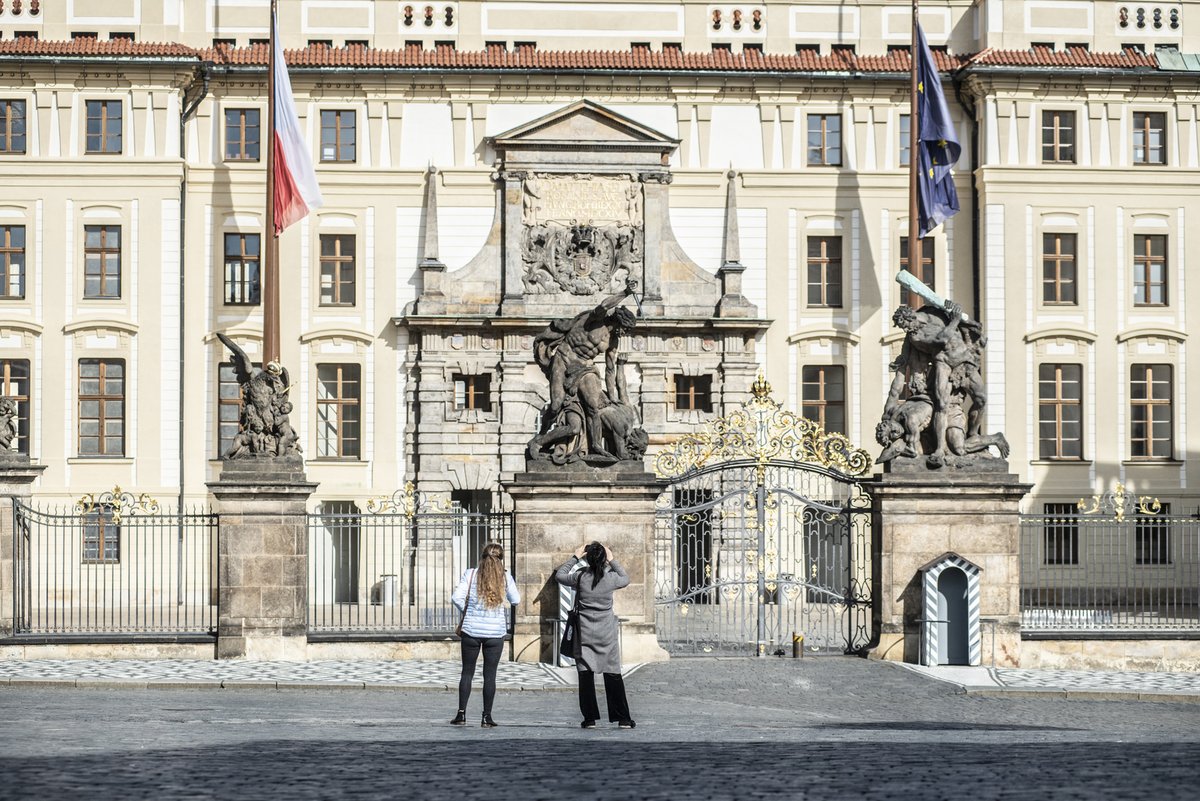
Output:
[272, 18, 323, 234]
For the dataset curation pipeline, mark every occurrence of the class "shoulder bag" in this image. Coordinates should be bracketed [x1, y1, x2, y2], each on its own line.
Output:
[455, 570, 475, 638]
[559, 571, 582, 657]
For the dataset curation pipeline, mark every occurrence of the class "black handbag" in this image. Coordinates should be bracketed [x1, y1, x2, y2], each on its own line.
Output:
[559, 573, 581, 656]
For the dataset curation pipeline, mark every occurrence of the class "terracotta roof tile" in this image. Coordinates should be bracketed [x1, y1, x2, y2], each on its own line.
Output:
[0, 40, 1161, 73]
[0, 38, 196, 58]
[969, 46, 1157, 69]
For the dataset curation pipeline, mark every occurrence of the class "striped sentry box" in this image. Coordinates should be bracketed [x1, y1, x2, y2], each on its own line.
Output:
[919, 552, 982, 667]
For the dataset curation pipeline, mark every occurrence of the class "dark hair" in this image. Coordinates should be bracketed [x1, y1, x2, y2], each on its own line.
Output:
[584, 541, 608, 589]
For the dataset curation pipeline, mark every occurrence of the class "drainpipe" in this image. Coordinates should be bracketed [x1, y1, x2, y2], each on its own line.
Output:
[177, 65, 209, 519]
[953, 74, 981, 319]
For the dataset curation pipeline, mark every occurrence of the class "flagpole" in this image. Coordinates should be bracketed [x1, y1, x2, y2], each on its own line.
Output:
[907, 0, 920, 274]
[264, 0, 280, 366]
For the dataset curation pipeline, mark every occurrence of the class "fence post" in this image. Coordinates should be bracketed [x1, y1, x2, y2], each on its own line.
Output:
[208, 459, 317, 660]
[0, 458, 46, 638]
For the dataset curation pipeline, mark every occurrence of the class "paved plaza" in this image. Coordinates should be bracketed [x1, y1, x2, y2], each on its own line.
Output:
[1, 657, 1198, 800]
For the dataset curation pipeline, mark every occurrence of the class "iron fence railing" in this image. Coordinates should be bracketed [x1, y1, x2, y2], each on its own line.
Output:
[12, 496, 218, 638]
[307, 508, 515, 636]
[1020, 511, 1200, 633]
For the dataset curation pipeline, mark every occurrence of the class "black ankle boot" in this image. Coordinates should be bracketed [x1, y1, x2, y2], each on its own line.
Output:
[481, 713, 498, 728]
[450, 710, 466, 725]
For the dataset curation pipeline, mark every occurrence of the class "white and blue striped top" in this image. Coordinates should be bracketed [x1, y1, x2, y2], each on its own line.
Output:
[451, 568, 521, 639]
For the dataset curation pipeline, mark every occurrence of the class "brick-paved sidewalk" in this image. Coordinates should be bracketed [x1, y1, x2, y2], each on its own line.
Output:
[897, 662, 1200, 702]
[0, 658, 645, 690]
[1, 655, 1196, 701]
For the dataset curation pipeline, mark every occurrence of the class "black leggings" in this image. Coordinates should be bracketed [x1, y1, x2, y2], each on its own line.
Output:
[458, 634, 504, 715]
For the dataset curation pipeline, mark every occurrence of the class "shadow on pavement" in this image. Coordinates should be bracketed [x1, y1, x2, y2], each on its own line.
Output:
[2, 740, 1198, 800]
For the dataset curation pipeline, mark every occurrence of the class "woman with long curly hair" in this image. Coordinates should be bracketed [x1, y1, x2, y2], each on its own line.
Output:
[450, 542, 520, 727]
[554, 541, 634, 729]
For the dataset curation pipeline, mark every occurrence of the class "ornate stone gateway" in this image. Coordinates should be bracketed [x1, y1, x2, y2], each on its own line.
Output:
[653, 377, 874, 656]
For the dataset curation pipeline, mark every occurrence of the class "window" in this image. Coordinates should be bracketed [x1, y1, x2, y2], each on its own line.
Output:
[224, 108, 260, 161]
[212, 38, 237, 48]
[1042, 233, 1077, 305]
[453, 373, 492, 412]
[78, 359, 125, 457]
[71, 32, 99, 40]
[223, 233, 260, 305]
[807, 114, 842, 166]
[452, 490, 493, 567]
[0, 359, 30, 456]
[1130, 364, 1172, 459]
[0, 225, 25, 298]
[898, 237, 935, 308]
[1133, 112, 1166, 165]
[1037, 364, 1083, 460]
[673, 375, 713, 413]
[83, 225, 121, 299]
[110, 32, 136, 42]
[795, 44, 820, 55]
[307, 39, 333, 48]
[316, 364, 361, 458]
[806, 236, 843, 308]
[898, 114, 910, 167]
[1042, 503, 1078, 565]
[887, 45, 911, 55]
[0, 100, 26, 154]
[1041, 110, 1076, 164]
[319, 234, 355, 306]
[345, 40, 370, 48]
[218, 361, 245, 458]
[82, 505, 120, 564]
[322, 499, 360, 604]
[85, 100, 122, 154]
[1135, 503, 1171, 566]
[320, 110, 356, 163]
[801, 365, 845, 435]
[1132, 234, 1167, 306]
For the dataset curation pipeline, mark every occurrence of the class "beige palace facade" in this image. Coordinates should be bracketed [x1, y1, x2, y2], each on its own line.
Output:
[0, 0, 1197, 519]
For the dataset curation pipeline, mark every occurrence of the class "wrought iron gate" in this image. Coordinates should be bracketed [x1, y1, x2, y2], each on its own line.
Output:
[654, 377, 873, 656]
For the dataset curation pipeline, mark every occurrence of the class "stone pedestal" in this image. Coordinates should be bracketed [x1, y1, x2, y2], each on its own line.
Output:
[504, 463, 669, 666]
[208, 458, 317, 660]
[0, 456, 46, 637]
[867, 470, 1031, 667]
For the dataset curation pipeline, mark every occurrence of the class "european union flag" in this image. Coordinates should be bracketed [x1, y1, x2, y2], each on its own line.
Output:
[915, 23, 961, 236]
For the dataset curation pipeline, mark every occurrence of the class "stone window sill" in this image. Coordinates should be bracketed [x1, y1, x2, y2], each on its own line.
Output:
[67, 457, 134, 465]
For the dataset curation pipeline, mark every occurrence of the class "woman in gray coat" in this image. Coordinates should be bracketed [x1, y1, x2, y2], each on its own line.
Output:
[554, 541, 635, 729]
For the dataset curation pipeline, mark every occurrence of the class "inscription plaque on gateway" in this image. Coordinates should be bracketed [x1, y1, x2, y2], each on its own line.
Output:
[521, 174, 644, 296]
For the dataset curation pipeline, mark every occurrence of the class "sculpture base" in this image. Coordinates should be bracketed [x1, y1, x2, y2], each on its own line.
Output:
[504, 469, 668, 667]
[885, 454, 1010, 474]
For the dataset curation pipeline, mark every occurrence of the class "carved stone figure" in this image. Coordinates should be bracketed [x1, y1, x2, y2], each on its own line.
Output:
[0, 396, 19, 452]
[216, 332, 302, 459]
[526, 278, 648, 465]
[878, 298, 1007, 470]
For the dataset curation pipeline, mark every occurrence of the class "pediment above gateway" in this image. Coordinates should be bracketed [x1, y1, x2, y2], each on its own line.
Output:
[490, 100, 679, 171]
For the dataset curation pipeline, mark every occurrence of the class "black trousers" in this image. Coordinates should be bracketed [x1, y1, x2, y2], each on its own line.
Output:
[578, 670, 631, 723]
[458, 634, 504, 715]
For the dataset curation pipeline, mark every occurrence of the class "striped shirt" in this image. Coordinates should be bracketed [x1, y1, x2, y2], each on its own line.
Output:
[451, 568, 521, 639]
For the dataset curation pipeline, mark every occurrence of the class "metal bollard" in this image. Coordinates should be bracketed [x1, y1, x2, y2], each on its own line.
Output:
[792, 632, 803, 658]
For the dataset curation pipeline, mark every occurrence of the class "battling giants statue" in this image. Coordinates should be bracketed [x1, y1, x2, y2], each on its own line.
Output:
[216, 332, 302, 460]
[526, 278, 649, 466]
[876, 272, 1009, 470]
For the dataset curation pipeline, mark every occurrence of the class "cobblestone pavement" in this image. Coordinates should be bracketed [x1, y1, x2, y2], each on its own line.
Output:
[901, 663, 1200, 700]
[2, 657, 1199, 800]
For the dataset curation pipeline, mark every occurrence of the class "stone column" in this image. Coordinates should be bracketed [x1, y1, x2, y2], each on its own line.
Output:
[867, 471, 1032, 667]
[505, 465, 669, 666]
[0, 458, 46, 637]
[208, 459, 317, 660]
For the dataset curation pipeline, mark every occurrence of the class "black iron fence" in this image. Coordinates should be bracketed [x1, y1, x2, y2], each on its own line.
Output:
[307, 502, 515, 637]
[12, 493, 218, 638]
[1020, 495, 1199, 634]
